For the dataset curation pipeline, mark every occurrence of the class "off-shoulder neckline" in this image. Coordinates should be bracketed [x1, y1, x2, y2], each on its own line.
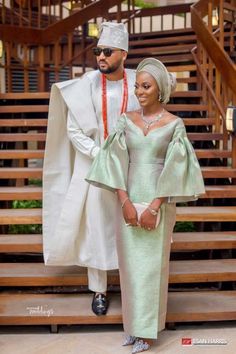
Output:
[123, 113, 182, 137]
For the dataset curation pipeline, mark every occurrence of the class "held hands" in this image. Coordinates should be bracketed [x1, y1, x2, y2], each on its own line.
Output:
[118, 189, 164, 231]
[140, 198, 164, 231]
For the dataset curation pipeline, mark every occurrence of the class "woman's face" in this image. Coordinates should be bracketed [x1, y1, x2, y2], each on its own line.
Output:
[135, 71, 159, 108]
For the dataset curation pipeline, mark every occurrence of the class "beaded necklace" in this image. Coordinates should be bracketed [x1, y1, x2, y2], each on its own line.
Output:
[101, 70, 128, 139]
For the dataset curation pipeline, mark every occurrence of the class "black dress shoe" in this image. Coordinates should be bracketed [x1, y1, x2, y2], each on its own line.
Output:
[92, 293, 109, 316]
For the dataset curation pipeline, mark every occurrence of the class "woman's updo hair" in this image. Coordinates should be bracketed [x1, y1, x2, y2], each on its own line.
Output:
[136, 58, 176, 104]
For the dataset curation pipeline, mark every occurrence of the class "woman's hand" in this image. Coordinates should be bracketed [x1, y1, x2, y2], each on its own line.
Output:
[122, 200, 138, 227]
[139, 198, 164, 231]
[139, 208, 158, 231]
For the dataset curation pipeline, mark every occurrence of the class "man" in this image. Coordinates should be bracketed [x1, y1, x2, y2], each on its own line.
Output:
[43, 22, 139, 315]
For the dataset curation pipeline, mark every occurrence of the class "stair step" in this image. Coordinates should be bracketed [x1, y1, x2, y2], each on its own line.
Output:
[1, 291, 235, 325]
[0, 264, 114, 286]
[201, 167, 236, 178]
[129, 27, 195, 40]
[0, 234, 43, 253]
[1, 118, 217, 130]
[183, 118, 215, 125]
[126, 53, 194, 66]
[172, 231, 236, 250]
[0, 119, 48, 127]
[166, 104, 207, 111]
[188, 133, 224, 141]
[1, 206, 236, 225]
[0, 133, 46, 142]
[0, 186, 42, 200]
[176, 206, 236, 221]
[0, 168, 42, 179]
[166, 64, 198, 73]
[129, 34, 197, 47]
[196, 149, 231, 158]
[1, 231, 236, 253]
[1, 259, 236, 286]
[1, 185, 236, 200]
[0, 293, 122, 325]
[0, 92, 50, 100]
[169, 259, 236, 283]
[202, 185, 236, 198]
[0, 105, 48, 113]
[129, 43, 195, 56]
[0, 209, 42, 224]
[167, 290, 236, 322]
[0, 148, 230, 161]
[171, 90, 202, 97]
[1, 132, 222, 142]
[177, 77, 197, 83]
[0, 150, 44, 159]
[1, 166, 236, 180]
[169, 259, 236, 284]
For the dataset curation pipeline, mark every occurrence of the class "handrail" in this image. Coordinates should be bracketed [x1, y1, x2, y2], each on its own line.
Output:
[60, 41, 96, 70]
[0, 0, 123, 45]
[191, 0, 236, 94]
[191, 47, 226, 131]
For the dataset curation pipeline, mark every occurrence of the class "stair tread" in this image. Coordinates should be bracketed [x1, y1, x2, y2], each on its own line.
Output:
[196, 149, 231, 158]
[1, 291, 236, 324]
[0, 133, 46, 142]
[167, 290, 236, 321]
[1, 185, 236, 200]
[176, 206, 236, 221]
[129, 34, 197, 47]
[0, 148, 231, 160]
[0, 150, 44, 159]
[1, 231, 236, 252]
[0, 119, 48, 127]
[169, 259, 236, 282]
[129, 43, 195, 55]
[0, 259, 236, 286]
[0, 105, 49, 113]
[1, 207, 236, 224]
[172, 231, 236, 249]
[0, 132, 224, 142]
[3, 162, 235, 174]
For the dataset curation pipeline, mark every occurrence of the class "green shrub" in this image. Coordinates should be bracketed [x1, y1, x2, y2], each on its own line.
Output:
[124, 0, 155, 8]
[29, 179, 42, 186]
[174, 221, 196, 232]
[9, 199, 42, 234]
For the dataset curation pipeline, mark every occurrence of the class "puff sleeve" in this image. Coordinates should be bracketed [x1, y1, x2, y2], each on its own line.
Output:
[155, 123, 205, 202]
[86, 114, 129, 192]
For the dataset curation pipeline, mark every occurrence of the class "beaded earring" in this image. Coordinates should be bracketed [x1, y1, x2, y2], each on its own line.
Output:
[158, 93, 162, 102]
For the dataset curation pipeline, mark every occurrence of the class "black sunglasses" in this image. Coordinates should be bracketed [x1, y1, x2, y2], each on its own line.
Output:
[92, 47, 121, 57]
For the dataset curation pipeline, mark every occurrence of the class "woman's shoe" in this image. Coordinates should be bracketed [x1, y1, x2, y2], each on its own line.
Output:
[122, 335, 136, 346]
[132, 338, 151, 353]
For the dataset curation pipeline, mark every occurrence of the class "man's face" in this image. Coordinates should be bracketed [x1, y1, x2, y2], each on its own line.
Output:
[93, 46, 127, 74]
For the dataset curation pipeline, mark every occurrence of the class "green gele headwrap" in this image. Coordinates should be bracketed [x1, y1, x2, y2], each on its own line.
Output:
[136, 58, 176, 104]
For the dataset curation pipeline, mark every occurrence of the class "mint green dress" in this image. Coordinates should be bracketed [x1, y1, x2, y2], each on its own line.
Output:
[86, 114, 205, 339]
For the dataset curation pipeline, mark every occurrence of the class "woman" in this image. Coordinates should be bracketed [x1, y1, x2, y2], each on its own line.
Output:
[86, 58, 205, 353]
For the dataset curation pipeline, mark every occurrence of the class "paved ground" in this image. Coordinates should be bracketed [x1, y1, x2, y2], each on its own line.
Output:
[1, 322, 236, 354]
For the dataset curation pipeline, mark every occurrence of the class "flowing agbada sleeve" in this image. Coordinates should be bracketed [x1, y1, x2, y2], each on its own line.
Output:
[86, 114, 128, 192]
[156, 122, 205, 203]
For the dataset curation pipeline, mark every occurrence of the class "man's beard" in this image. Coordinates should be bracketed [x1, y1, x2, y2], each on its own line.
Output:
[98, 59, 122, 74]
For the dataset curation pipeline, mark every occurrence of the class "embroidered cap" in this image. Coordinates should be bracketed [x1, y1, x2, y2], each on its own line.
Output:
[97, 22, 129, 52]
